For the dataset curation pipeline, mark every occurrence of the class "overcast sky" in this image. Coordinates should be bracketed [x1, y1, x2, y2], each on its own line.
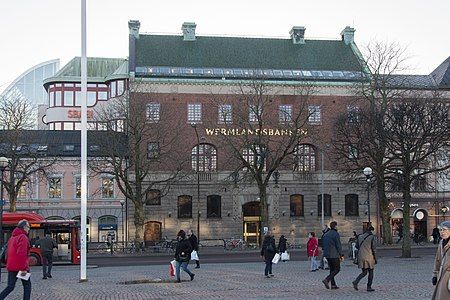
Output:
[1, 0, 449, 93]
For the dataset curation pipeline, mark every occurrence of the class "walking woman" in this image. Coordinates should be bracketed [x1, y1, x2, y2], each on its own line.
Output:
[352, 226, 377, 292]
[278, 235, 287, 261]
[174, 230, 195, 283]
[307, 232, 319, 271]
[432, 221, 450, 300]
[261, 232, 277, 278]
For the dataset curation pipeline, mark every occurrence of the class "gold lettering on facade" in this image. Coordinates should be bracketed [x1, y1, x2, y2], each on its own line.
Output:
[204, 128, 308, 136]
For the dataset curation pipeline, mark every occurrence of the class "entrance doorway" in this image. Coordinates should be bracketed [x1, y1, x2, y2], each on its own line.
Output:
[242, 202, 261, 246]
[413, 209, 428, 237]
[144, 221, 162, 246]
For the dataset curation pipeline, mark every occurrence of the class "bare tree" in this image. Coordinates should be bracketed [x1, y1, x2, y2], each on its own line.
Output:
[0, 93, 55, 211]
[206, 79, 315, 236]
[91, 81, 187, 242]
[384, 93, 450, 258]
[332, 41, 410, 244]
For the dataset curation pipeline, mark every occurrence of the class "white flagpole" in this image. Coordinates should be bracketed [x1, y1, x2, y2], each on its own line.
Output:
[80, 0, 88, 282]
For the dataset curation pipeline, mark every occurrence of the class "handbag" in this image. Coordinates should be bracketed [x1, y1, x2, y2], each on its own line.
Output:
[191, 250, 199, 261]
[169, 260, 176, 277]
[281, 251, 290, 261]
[353, 234, 371, 265]
[272, 253, 281, 264]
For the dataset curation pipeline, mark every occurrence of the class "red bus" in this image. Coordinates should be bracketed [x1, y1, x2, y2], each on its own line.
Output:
[2, 212, 80, 265]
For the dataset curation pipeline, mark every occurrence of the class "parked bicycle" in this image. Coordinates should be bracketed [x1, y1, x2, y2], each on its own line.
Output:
[225, 238, 246, 250]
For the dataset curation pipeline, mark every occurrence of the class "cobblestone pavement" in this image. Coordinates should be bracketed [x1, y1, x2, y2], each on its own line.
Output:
[0, 254, 435, 300]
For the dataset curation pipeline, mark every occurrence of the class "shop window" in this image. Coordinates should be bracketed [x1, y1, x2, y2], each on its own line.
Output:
[207, 195, 221, 218]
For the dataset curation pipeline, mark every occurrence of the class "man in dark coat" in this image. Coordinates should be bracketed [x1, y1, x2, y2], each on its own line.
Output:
[319, 225, 330, 269]
[188, 229, 200, 268]
[37, 232, 57, 279]
[0, 219, 32, 300]
[322, 221, 344, 290]
[260, 232, 277, 278]
[174, 230, 195, 283]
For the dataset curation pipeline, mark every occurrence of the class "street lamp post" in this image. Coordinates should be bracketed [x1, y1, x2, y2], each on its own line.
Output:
[120, 199, 125, 251]
[363, 167, 373, 225]
[0, 156, 9, 282]
[191, 124, 201, 244]
[320, 149, 324, 228]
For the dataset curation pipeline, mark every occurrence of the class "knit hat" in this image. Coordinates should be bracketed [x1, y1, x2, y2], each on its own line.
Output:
[17, 219, 29, 228]
[439, 221, 450, 230]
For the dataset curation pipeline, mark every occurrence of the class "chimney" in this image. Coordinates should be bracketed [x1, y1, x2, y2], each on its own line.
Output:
[182, 22, 197, 41]
[128, 20, 141, 76]
[128, 20, 141, 39]
[290, 26, 306, 44]
[341, 26, 355, 45]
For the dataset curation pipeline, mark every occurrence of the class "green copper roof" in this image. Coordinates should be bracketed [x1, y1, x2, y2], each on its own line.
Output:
[136, 35, 363, 71]
[44, 57, 127, 86]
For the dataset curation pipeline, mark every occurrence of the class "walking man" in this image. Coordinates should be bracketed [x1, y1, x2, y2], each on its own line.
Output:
[37, 232, 57, 279]
[352, 225, 377, 292]
[261, 231, 277, 278]
[174, 230, 195, 283]
[321, 221, 343, 290]
[0, 219, 32, 300]
[187, 229, 200, 268]
[318, 225, 329, 269]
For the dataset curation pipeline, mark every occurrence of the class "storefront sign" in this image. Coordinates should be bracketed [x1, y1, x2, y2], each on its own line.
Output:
[205, 128, 307, 136]
[401, 203, 419, 208]
[67, 109, 94, 119]
[98, 224, 117, 230]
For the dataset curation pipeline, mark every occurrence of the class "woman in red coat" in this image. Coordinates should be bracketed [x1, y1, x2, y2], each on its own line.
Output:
[0, 219, 32, 300]
[307, 232, 319, 272]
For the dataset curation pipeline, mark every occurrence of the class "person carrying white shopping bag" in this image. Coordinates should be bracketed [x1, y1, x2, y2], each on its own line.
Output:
[261, 231, 277, 278]
[281, 251, 290, 261]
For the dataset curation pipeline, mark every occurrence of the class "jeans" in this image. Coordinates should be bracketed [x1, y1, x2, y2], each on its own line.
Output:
[354, 268, 374, 288]
[0, 271, 32, 300]
[175, 261, 193, 281]
[325, 258, 341, 287]
[310, 256, 318, 271]
[42, 252, 53, 277]
[264, 260, 273, 276]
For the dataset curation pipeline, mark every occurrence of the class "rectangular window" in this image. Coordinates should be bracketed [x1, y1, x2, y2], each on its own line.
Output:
[75, 91, 81, 106]
[18, 180, 28, 199]
[188, 103, 202, 124]
[117, 81, 124, 96]
[63, 123, 73, 131]
[249, 104, 261, 122]
[98, 91, 108, 100]
[49, 177, 62, 198]
[178, 195, 192, 218]
[145, 189, 161, 205]
[49, 92, 54, 107]
[207, 195, 221, 218]
[347, 106, 360, 123]
[279, 105, 292, 123]
[75, 176, 81, 198]
[147, 142, 160, 159]
[87, 91, 96, 106]
[101, 176, 114, 198]
[110, 81, 116, 97]
[290, 194, 304, 217]
[308, 105, 321, 124]
[146, 103, 160, 123]
[345, 194, 359, 216]
[64, 91, 74, 106]
[55, 92, 62, 106]
[317, 194, 332, 216]
[218, 104, 232, 124]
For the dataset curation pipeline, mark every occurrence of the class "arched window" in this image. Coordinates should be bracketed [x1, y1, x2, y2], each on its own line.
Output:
[46, 216, 64, 220]
[317, 194, 332, 216]
[192, 143, 217, 172]
[178, 195, 192, 219]
[294, 144, 316, 172]
[290, 194, 304, 217]
[345, 194, 359, 216]
[207, 195, 221, 218]
[242, 145, 266, 170]
[98, 215, 118, 225]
